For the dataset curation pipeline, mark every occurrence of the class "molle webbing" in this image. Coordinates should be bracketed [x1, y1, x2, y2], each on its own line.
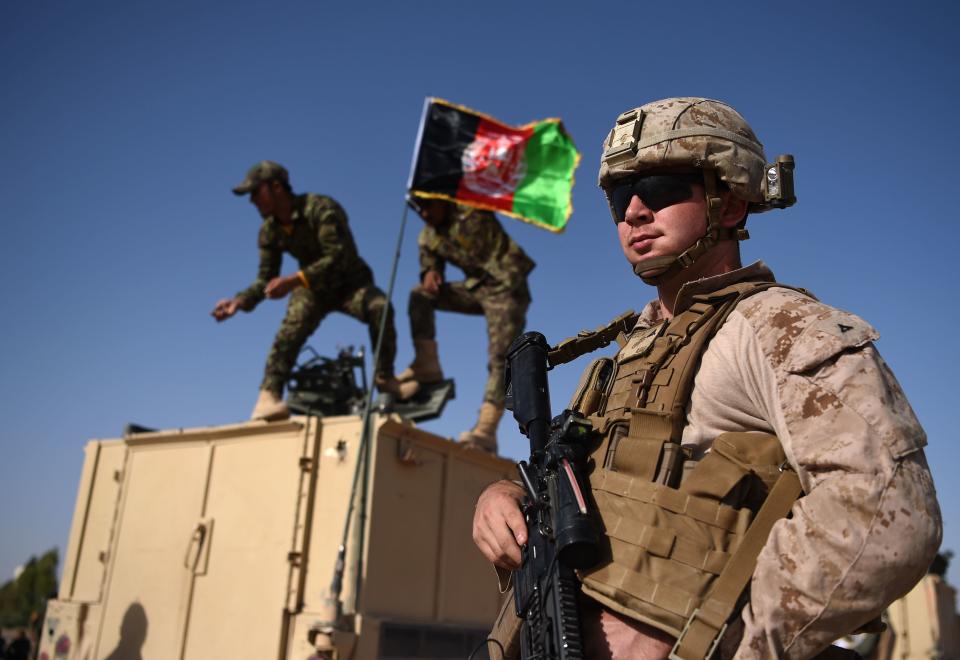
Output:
[568, 281, 805, 659]
[601, 281, 785, 442]
[672, 468, 802, 659]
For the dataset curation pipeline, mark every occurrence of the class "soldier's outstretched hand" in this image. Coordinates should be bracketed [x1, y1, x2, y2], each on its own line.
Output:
[473, 480, 528, 570]
[422, 269, 443, 296]
[211, 297, 242, 322]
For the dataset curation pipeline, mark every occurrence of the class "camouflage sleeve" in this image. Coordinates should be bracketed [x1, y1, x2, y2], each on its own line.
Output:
[729, 290, 942, 659]
[300, 201, 358, 288]
[235, 226, 281, 311]
[417, 227, 445, 282]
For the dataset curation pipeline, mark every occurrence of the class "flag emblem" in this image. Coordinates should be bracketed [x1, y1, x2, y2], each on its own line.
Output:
[408, 98, 580, 232]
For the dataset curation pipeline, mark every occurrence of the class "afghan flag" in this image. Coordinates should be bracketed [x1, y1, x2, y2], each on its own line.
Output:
[407, 98, 580, 232]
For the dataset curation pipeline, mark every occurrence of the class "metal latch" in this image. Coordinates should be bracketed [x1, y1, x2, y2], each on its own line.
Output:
[603, 109, 644, 166]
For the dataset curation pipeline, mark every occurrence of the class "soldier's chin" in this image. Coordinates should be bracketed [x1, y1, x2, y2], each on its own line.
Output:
[634, 262, 669, 279]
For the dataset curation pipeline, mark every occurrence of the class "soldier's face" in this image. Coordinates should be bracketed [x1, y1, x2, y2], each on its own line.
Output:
[615, 182, 709, 270]
[418, 200, 450, 227]
[249, 182, 275, 218]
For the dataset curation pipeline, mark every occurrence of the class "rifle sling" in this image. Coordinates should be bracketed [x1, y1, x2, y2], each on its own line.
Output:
[548, 310, 640, 367]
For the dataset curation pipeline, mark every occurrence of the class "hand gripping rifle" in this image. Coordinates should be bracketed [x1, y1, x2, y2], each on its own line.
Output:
[504, 332, 600, 660]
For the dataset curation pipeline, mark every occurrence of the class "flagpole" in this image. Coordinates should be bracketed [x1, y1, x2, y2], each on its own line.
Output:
[406, 96, 432, 191]
[324, 100, 428, 631]
[351, 197, 408, 612]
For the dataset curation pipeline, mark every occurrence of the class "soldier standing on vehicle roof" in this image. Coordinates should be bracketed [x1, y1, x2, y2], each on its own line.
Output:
[472, 98, 942, 658]
[398, 198, 534, 454]
[211, 161, 402, 421]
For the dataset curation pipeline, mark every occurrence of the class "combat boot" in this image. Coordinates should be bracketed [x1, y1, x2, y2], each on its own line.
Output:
[396, 339, 444, 399]
[458, 402, 503, 454]
[251, 389, 290, 421]
[374, 373, 403, 397]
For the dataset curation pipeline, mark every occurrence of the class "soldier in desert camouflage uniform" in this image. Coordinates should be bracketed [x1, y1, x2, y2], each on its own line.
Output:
[212, 161, 400, 421]
[473, 99, 942, 658]
[399, 198, 534, 453]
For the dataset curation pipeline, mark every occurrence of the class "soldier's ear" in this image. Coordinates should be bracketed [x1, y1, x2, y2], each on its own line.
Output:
[718, 193, 748, 228]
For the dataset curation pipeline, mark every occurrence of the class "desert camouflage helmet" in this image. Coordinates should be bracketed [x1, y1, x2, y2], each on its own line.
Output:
[599, 98, 795, 282]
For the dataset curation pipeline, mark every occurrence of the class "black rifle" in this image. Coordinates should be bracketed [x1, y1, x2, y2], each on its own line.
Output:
[505, 332, 600, 660]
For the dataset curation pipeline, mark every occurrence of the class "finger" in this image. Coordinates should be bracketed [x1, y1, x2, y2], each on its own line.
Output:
[480, 511, 524, 567]
[503, 507, 528, 546]
[473, 517, 503, 564]
[498, 555, 521, 571]
[473, 535, 499, 565]
[474, 511, 512, 563]
[483, 485, 528, 545]
[496, 534, 522, 569]
[477, 523, 517, 568]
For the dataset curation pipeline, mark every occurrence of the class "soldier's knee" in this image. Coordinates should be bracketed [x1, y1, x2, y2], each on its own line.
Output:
[409, 285, 435, 309]
[281, 304, 317, 328]
[366, 293, 391, 317]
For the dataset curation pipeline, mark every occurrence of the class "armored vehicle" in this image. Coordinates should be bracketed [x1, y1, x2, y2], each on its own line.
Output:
[38, 413, 512, 659]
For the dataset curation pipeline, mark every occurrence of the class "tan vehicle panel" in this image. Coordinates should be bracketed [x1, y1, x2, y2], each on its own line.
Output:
[60, 440, 125, 603]
[42, 415, 516, 659]
[95, 440, 212, 659]
[182, 421, 317, 659]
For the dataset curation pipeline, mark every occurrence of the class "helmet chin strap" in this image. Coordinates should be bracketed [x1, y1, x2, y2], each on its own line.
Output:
[633, 169, 748, 285]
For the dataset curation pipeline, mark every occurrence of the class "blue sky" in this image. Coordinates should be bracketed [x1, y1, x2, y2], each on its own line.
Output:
[3, 0, 959, 592]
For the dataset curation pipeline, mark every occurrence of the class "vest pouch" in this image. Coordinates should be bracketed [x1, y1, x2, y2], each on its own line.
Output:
[581, 468, 754, 638]
[567, 357, 616, 417]
[681, 433, 786, 512]
[606, 436, 688, 487]
[601, 422, 629, 471]
[609, 436, 665, 481]
[657, 442, 686, 487]
[604, 409, 686, 484]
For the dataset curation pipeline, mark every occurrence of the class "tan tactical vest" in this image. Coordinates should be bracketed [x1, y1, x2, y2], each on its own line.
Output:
[549, 281, 805, 659]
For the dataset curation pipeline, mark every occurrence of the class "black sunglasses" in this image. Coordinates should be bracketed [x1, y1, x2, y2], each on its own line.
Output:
[606, 173, 702, 223]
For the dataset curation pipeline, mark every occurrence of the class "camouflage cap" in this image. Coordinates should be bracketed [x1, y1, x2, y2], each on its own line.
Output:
[598, 98, 767, 204]
[232, 160, 290, 195]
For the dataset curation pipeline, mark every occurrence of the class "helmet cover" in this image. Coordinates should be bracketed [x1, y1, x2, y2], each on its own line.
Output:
[598, 98, 767, 205]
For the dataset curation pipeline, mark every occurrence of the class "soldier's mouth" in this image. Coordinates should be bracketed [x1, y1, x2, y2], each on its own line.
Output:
[630, 235, 657, 251]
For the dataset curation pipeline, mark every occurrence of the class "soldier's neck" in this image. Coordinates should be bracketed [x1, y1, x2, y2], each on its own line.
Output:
[656, 249, 742, 319]
[274, 194, 294, 225]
